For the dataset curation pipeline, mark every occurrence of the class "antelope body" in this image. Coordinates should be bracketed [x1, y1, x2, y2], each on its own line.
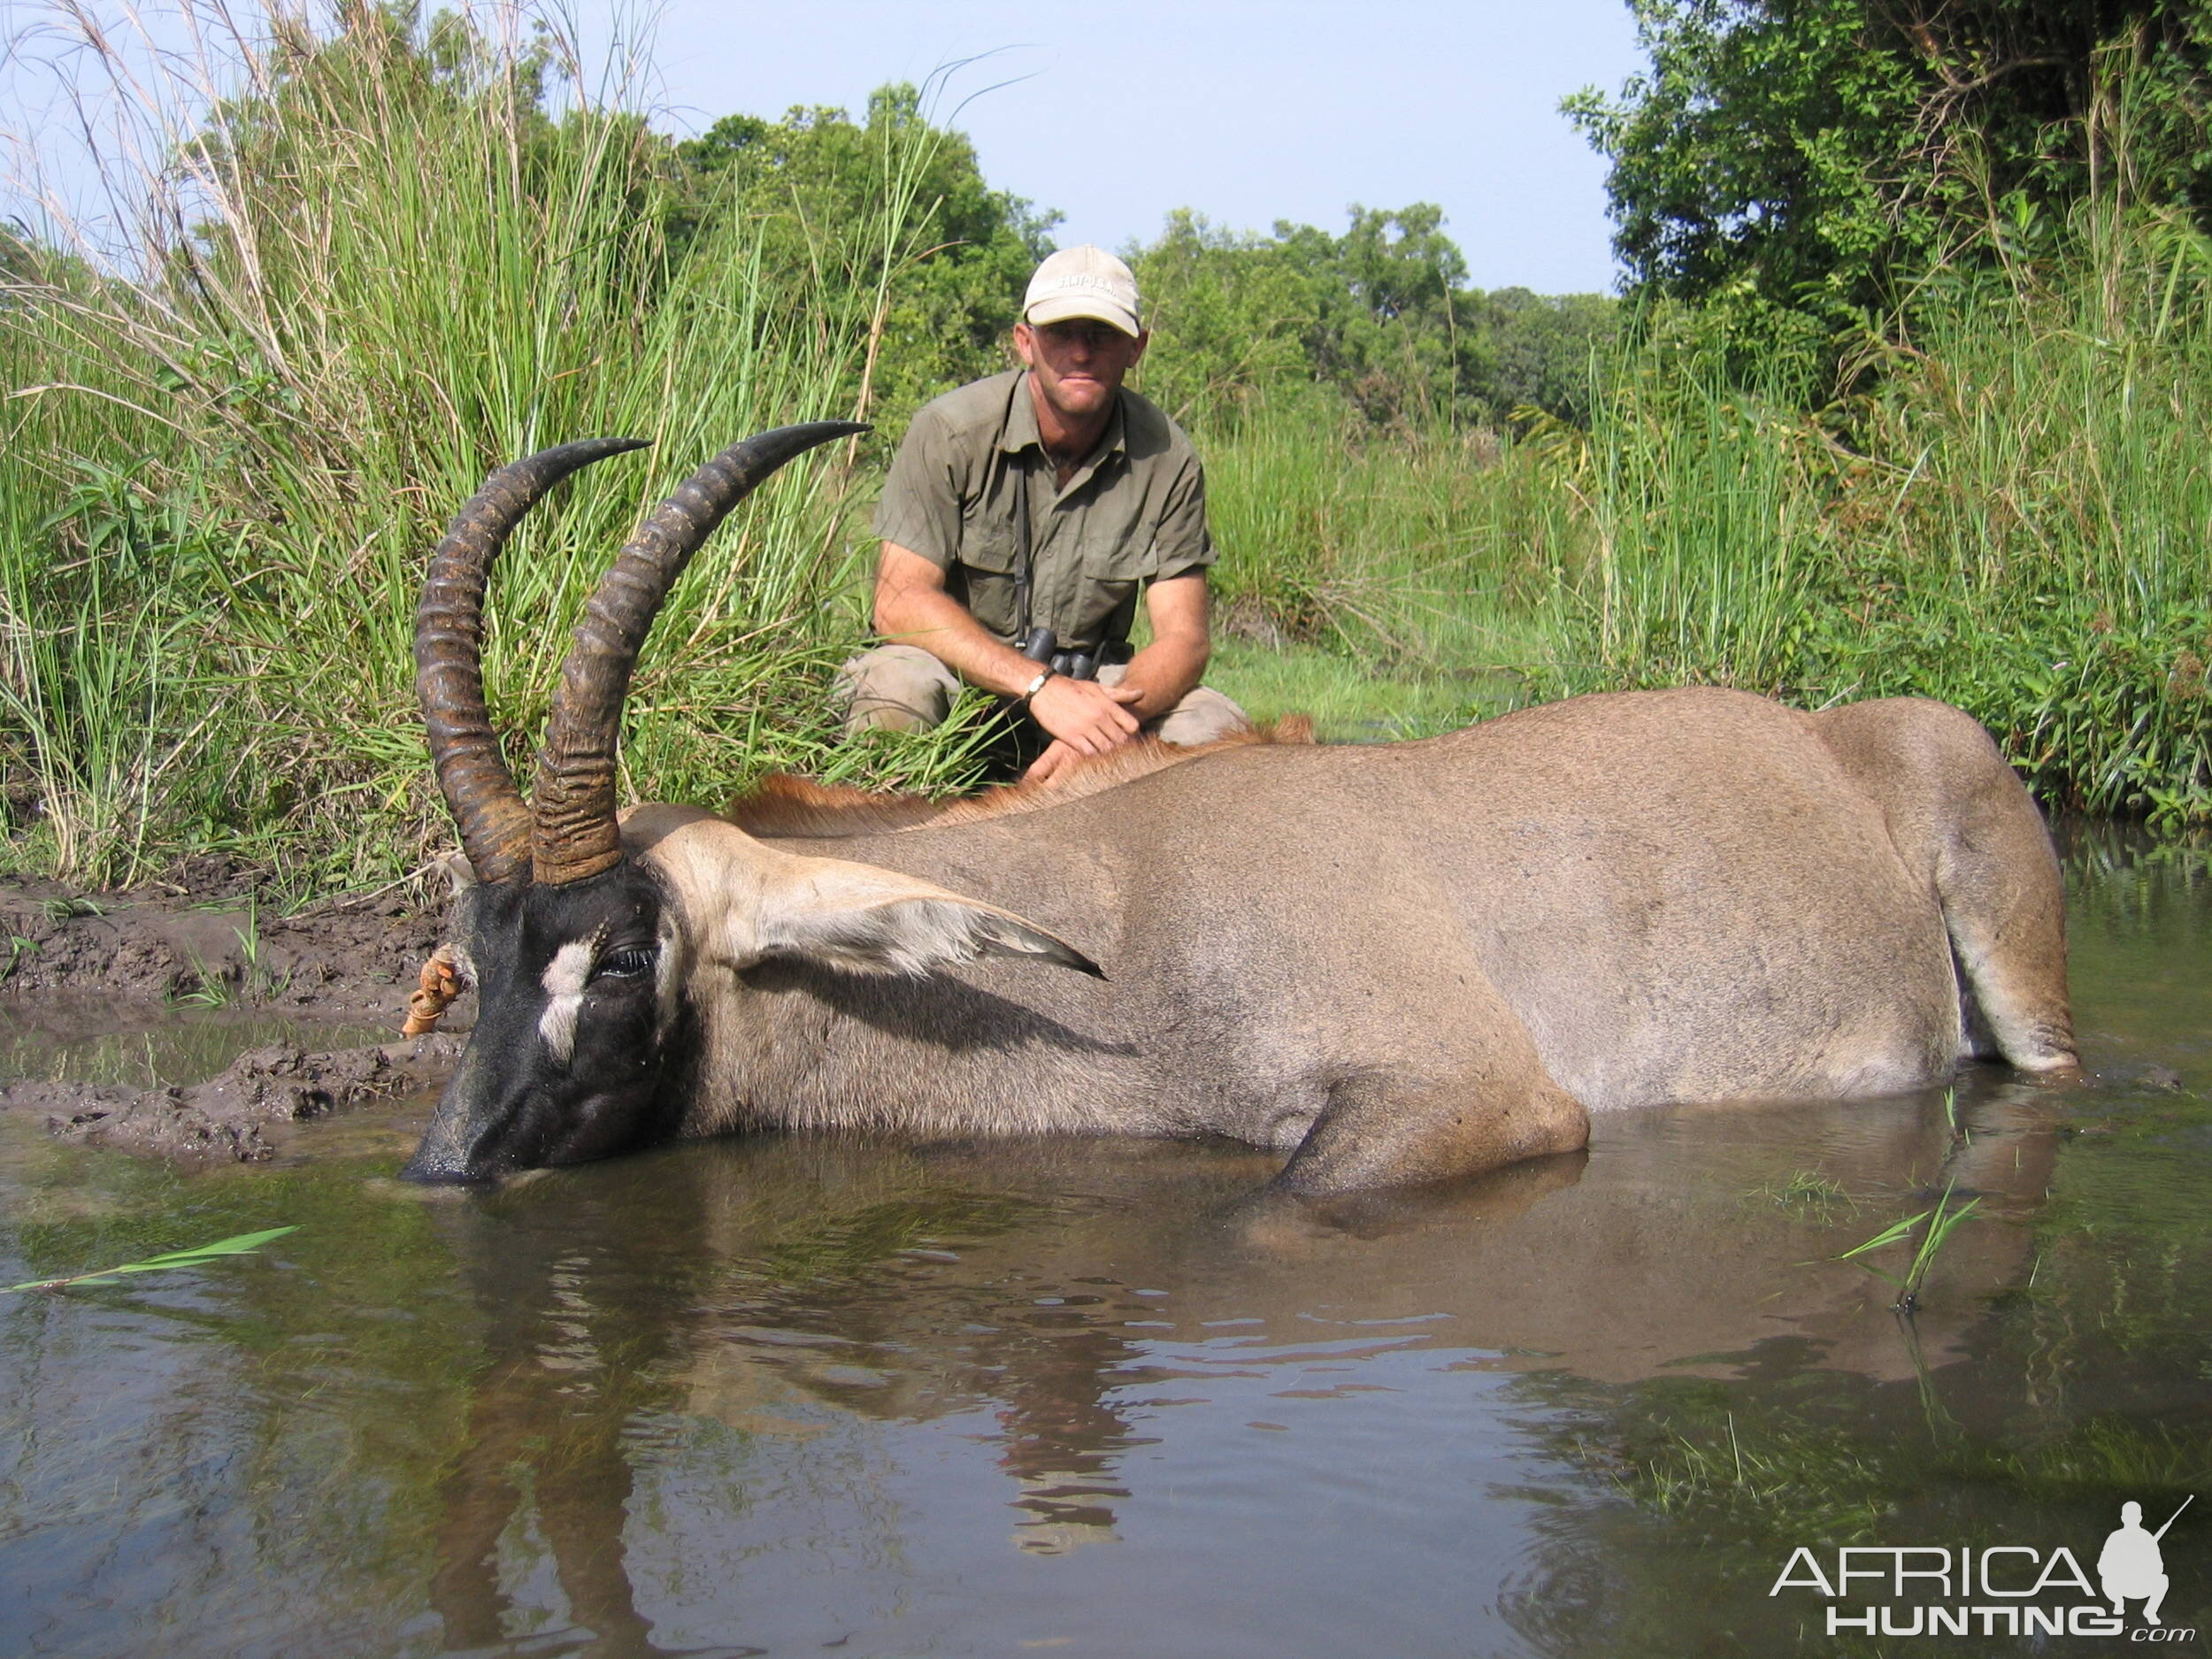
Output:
[401, 425, 2077, 1194]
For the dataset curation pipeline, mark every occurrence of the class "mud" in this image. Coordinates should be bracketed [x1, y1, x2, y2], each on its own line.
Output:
[0, 863, 445, 1012]
[25, 1033, 466, 1163]
[0, 869, 468, 1162]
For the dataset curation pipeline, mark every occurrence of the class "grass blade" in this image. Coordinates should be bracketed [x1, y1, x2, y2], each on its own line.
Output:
[4, 1225, 299, 1294]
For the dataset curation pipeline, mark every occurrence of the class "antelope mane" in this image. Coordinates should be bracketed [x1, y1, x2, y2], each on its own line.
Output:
[723, 717, 1314, 840]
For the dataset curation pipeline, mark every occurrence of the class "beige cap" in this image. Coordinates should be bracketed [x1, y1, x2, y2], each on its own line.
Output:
[1023, 245, 1142, 336]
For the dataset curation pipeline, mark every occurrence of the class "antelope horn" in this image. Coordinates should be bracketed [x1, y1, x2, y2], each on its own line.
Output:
[417, 436, 650, 885]
[531, 421, 867, 887]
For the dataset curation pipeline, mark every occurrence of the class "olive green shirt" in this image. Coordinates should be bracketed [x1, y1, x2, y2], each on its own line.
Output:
[872, 369, 1214, 653]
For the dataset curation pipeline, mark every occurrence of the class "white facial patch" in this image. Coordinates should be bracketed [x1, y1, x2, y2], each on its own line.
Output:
[538, 939, 597, 1064]
[654, 915, 682, 1034]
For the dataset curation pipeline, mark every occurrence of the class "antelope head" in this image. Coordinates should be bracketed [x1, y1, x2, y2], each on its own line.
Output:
[400, 426, 1095, 1184]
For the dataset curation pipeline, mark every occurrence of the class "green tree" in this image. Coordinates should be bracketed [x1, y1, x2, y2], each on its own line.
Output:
[1123, 210, 1331, 426]
[674, 86, 1057, 427]
[1129, 205, 1616, 431]
[1476, 289, 1620, 426]
[1567, 0, 2212, 375]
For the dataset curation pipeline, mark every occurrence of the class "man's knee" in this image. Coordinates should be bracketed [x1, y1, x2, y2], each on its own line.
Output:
[1154, 684, 1249, 748]
[836, 645, 959, 734]
[1093, 665, 1248, 749]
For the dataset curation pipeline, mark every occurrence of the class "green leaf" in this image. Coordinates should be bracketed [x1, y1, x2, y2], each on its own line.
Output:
[1829, 1208, 1930, 1263]
[4, 1226, 299, 1294]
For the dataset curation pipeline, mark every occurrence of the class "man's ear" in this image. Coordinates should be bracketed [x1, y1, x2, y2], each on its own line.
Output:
[751, 856, 1103, 979]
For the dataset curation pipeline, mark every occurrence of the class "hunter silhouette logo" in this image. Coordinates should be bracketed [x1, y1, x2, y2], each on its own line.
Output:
[1769, 1494, 2198, 1640]
[2100, 1497, 2192, 1627]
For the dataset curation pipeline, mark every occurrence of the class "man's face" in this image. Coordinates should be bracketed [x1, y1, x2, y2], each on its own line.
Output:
[1014, 317, 1148, 428]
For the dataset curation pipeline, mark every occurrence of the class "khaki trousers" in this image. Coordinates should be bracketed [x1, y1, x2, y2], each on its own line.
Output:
[836, 643, 1249, 748]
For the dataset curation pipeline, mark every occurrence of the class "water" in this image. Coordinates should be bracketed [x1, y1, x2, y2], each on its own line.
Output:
[1, 826, 2207, 1657]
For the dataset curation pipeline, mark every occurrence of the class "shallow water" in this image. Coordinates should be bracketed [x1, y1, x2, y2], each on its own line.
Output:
[2, 826, 2208, 1658]
[0, 997, 397, 1089]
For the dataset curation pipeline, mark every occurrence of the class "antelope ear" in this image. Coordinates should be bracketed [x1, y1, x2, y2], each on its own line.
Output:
[624, 810, 1104, 979]
[751, 855, 1103, 978]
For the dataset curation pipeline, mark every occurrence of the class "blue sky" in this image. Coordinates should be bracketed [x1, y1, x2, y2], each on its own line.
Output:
[580, 0, 1648, 295]
[1, 2, 1651, 294]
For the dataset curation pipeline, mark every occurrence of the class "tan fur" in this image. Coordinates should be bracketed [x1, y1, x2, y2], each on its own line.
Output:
[623, 805, 1097, 980]
[427, 689, 2074, 1198]
[721, 717, 1316, 840]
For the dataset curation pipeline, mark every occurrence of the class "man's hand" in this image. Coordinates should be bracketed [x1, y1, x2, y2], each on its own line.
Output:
[1028, 674, 1142, 755]
[1022, 739, 1086, 787]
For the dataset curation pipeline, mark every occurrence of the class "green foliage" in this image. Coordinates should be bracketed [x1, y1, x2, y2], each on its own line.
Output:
[1532, 213, 2212, 821]
[1474, 287, 1620, 426]
[1201, 400, 1566, 668]
[1831, 1180, 1982, 1311]
[672, 83, 1058, 430]
[1118, 211, 1335, 428]
[1750, 1169, 1853, 1214]
[1568, 0, 2212, 379]
[1126, 205, 1618, 432]
[10, 0, 2212, 901]
[0, 4, 989, 888]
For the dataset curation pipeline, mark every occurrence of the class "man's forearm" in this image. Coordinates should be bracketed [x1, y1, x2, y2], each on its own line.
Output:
[872, 542, 1142, 754]
[875, 584, 1046, 699]
[1116, 631, 1209, 722]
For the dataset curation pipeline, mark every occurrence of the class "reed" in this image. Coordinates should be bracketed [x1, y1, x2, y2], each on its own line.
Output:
[0, 3, 954, 890]
[1201, 403, 1570, 669]
[1529, 211, 2212, 820]
[7, 8, 2212, 902]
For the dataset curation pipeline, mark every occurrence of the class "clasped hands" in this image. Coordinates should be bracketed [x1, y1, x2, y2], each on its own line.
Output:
[1023, 673, 1146, 786]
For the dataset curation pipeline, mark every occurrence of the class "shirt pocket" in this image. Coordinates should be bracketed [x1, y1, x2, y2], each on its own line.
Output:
[1074, 531, 1158, 649]
[949, 518, 1022, 643]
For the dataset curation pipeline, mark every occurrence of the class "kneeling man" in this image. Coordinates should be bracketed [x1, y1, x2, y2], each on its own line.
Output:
[841, 245, 1247, 783]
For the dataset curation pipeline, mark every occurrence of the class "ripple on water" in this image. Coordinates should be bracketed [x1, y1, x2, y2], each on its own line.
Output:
[1, 832, 2208, 1658]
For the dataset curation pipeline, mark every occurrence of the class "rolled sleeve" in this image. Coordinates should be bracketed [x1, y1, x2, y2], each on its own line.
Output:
[872, 411, 962, 569]
[1150, 452, 1214, 582]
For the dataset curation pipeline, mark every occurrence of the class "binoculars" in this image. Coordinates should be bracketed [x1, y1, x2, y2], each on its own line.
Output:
[1019, 627, 1132, 685]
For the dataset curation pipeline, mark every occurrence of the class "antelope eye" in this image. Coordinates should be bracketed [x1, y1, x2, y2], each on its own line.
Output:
[590, 946, 657, 982]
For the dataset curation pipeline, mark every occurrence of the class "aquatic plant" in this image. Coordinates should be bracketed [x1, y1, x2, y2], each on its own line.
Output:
[1750, 1169, 1852, 1212]
[1831, 1179, 1982, 1312]
[4, 1226, 299, 1294]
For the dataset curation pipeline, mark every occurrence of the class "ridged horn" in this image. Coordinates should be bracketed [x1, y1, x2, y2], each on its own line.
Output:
[531, 421, 867, 887]
[417, 436, 651, 885]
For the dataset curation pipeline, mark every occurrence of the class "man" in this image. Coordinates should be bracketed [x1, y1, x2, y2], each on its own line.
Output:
[2098, 1500, 2174, 1625]
[841, 244, 1247, 784]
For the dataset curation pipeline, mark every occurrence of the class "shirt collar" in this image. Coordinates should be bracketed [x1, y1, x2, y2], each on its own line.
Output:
[1002, 371, 1128, 474]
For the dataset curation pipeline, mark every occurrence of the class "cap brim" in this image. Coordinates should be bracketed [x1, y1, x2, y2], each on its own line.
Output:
[1025, 296, 1141, 336]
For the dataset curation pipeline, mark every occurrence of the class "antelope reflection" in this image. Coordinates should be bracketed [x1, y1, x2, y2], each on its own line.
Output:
[419, 1080, 2064, 1650]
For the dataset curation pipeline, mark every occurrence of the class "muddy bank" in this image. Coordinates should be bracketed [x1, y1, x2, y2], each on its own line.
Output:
[0, 869, 468, 1161]
[0, 863, 447, 1015]
[19, 1034, 465, 1163]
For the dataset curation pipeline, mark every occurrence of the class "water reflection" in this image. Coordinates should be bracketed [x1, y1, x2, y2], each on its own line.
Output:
[0, 828, 2207, 1657]
[0, 995, 395, 1088]
[422, 1181, 720, 1656]
[398, 1071, 2085, 1655]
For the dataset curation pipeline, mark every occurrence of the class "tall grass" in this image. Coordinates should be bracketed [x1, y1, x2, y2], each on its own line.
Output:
[1196, 400, 1569, 721]
[0, 2, 960, 891]
[7, 6, 2212, 902]
[1189, 212, 2212, 825]
[1529, 211, 2212, 819]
